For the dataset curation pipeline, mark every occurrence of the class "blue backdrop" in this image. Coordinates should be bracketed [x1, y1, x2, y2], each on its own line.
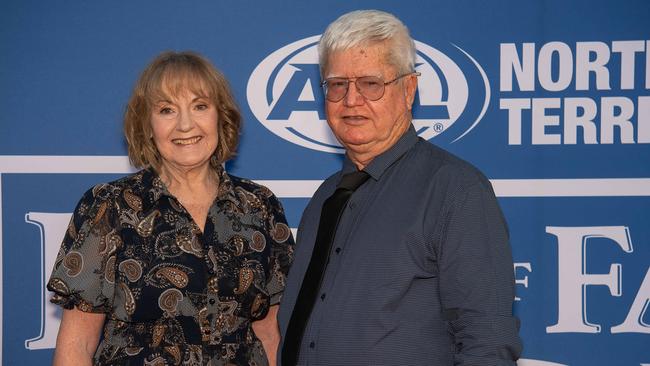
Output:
[1, 1, 649, 365]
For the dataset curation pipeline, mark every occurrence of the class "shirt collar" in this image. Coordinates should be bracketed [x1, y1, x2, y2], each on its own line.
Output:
[141, 164, 235, 204]
[341, 124, 418, 181]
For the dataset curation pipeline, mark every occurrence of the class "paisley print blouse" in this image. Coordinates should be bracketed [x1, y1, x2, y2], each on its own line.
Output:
[47, 167, 294, 365]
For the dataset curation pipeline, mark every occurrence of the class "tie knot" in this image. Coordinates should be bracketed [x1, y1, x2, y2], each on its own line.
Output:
[337, 171, 370, 192]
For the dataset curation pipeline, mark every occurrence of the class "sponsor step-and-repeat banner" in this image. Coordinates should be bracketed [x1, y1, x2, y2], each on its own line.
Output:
[1, 1, 648, 365]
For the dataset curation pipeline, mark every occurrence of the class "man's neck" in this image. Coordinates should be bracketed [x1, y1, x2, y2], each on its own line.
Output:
[346, 124, 411, 170]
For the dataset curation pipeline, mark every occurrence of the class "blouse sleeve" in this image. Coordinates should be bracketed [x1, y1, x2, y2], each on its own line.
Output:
[263, 193, 295, 306]
[46, 184, 118, 313]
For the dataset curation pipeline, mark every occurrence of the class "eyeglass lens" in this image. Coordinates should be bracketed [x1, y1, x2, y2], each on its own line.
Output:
[325, 76, 385, 102]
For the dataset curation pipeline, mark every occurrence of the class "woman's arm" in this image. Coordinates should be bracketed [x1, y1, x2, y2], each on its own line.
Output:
[252, 304, 281, 366]
[52, 308, 105, 366]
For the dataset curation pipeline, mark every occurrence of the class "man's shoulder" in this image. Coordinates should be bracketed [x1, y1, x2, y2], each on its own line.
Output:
[312, 171, 340, 200]
[411, 138, 492, 189]
[300, 170, 340, 216]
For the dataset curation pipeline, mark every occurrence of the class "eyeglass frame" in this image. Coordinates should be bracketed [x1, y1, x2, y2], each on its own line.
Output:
[320, 71, 421, 102]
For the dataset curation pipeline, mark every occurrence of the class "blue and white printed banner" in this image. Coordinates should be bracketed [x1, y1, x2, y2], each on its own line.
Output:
[1, 1, 648, 365]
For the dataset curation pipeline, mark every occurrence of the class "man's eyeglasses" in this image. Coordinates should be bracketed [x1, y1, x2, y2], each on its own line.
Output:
[320, 72, 420, 102]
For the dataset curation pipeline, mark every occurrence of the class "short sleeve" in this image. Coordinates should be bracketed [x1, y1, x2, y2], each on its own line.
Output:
[263, 193, 295, 305]
[47, 184, 118, 313]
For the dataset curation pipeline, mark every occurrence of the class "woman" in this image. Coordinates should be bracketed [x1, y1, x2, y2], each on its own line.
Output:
[47, 51, 294, 365]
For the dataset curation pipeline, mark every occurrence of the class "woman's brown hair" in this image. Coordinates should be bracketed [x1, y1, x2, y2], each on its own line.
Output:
[124, 51, 241, 171]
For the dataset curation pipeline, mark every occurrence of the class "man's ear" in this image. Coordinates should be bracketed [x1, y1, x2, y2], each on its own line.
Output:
[404, 73, 418, 111]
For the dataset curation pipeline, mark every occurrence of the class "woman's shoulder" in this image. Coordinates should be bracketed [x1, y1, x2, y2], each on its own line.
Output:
[105, 169, 152, 189]
[78, 169, 152, 207]
[225, 172, 277, 200]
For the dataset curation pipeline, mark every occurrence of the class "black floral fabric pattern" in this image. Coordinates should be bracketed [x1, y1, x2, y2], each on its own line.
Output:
[47, 167, 294, 365]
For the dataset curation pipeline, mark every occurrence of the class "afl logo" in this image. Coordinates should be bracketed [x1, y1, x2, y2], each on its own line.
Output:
[247, 35, 490, 153]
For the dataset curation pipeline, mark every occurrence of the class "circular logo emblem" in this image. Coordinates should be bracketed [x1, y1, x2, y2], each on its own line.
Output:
[247, 36, 490, 153]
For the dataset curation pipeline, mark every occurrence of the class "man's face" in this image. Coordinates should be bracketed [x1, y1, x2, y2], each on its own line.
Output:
[324, 43, 417, 163]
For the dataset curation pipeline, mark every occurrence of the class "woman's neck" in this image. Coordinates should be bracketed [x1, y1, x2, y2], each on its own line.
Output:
[160, 163, 216, 191]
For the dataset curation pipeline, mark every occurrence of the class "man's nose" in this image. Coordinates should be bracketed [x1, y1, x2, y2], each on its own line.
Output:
[343, 81, 365, 107]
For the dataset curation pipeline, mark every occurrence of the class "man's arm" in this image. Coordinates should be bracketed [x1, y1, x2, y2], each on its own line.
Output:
[438, 181, 523, 365]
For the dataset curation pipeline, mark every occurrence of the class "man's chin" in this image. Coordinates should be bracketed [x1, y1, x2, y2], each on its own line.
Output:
[339, 137, 371, 150]
[340, 139, 382, 159]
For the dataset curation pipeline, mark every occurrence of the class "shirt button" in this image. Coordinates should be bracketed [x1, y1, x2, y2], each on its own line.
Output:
[309, 341, 315, 348]
[320, 293, 326, 300]
[209, 298, 216, 305]
[335, 247, 341, 254]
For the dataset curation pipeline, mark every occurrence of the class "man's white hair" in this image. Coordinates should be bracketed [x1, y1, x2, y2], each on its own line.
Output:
[318, 9, 416, 77]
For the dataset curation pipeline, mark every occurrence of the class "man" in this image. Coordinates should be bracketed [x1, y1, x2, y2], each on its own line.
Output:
[278, 10, 522, 366]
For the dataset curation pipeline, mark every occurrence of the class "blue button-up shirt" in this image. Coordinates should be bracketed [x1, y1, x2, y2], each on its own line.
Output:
[278, 126, 522, 365]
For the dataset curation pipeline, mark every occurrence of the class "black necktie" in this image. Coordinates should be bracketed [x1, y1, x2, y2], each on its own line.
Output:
[282, 170, 370, 366]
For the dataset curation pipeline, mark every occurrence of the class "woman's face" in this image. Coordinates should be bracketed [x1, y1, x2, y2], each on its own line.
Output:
[150, 89, 219, 173]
